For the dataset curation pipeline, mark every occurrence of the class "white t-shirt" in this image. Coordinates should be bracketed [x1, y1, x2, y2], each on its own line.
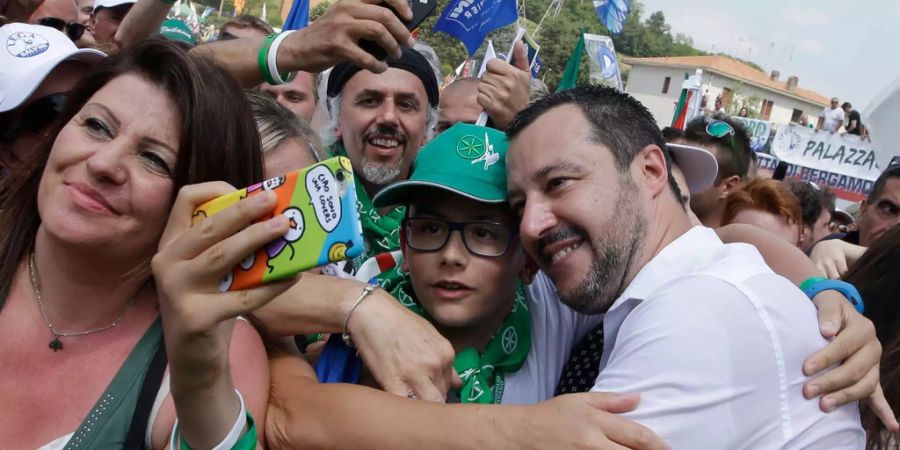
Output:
[821, 106, 845, 132]
[501, 273, 602, 404]
[591, 227, 864, 448]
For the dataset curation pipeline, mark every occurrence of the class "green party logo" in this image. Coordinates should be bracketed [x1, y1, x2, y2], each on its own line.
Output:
[456, 135, 486, 159]
[501, 326, 518, 354]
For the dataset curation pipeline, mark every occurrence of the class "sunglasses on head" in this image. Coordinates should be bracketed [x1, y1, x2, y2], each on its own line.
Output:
[38, 17, 86, 41]
[704, 119, 748, 178]
[0, 93, 68, 144]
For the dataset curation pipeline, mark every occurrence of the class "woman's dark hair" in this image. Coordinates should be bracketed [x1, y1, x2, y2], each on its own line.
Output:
[843, 225, 900, 449]
[0, 38, 263, 300]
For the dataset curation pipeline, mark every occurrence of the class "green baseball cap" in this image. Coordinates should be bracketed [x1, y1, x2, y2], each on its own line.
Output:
[159, 19, 196, 46]
[373, 123, 509, 207]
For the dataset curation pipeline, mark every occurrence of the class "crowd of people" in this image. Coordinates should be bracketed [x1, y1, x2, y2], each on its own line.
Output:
[2, 0, 900, 448]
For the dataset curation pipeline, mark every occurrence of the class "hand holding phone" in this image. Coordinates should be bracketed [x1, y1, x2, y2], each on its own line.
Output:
[359, 0, 437, 60]
[192, 157, 365, 292]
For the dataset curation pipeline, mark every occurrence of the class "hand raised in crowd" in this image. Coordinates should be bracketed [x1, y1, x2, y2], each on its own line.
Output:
[805, 291, 899, 431]
[478, 40, 532, 130]
[810, 239, 866, 279]
[507, 393, 669, 450]
[153, 182, 297, 448]
[281, 0, 415, 74]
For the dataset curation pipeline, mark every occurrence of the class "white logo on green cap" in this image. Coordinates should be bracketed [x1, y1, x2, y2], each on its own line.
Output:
[472, 132, 499, 171]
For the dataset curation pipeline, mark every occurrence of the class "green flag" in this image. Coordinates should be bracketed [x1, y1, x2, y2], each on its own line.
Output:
[556, 32, 585, 92]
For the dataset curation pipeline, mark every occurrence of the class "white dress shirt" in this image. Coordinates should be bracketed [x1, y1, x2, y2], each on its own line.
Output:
[591, 227, 864, 449]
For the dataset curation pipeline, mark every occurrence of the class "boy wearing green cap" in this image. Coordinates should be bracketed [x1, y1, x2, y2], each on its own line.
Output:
[316, 122, 599, 404]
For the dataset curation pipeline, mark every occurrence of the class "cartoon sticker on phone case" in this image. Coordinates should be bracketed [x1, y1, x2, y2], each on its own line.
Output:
[196, 157, 365, 292]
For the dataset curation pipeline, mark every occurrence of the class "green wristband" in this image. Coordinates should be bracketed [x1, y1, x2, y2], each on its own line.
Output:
[799, 276, 828, 292]
[258, 33, 279, 85]
[178, 412, 257, 450]
[159, 0, 176, 4]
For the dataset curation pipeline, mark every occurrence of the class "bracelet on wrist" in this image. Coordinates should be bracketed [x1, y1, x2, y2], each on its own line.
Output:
[267, 30, 297, 85]
[800, 276, 864, 314]
[170, 390, 256, 450]
[257, 33, 280, 85]
[342, 283, 378, 348]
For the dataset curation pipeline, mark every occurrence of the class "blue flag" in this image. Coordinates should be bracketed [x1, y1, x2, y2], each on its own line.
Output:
[434, 0, 518, 55]
[283, 0, 310, 30]
[593, 0, 629, 34]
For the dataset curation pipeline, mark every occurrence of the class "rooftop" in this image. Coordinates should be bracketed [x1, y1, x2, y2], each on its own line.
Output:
[622, 55, 830, 107]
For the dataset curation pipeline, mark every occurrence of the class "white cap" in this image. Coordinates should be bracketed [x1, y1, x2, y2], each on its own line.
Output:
[93, 0, 136, 9]
[0, 23, 106, 113]
[666, 143, 719, 193]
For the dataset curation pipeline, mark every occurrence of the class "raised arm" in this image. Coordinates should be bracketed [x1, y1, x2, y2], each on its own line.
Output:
[112, 0, 170, 50]
[190, 0, 415, 87]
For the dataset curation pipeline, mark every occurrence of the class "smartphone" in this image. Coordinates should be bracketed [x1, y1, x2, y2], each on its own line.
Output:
[360, 0, 438, 60]
[193, 157, 365, 292]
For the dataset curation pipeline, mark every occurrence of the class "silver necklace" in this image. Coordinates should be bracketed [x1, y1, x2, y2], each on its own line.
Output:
[28, 252, 140, 351]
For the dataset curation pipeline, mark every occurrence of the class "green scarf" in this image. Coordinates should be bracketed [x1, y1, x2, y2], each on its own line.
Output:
[375, 262, 531, 404]
[330, 144, 406, 267]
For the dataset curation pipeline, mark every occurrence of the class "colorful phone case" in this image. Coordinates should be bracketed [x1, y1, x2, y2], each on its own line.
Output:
[192, 156, 365, 292]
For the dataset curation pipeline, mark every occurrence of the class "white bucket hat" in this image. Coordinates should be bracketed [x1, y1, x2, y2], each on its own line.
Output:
[0, 23, 106, 113]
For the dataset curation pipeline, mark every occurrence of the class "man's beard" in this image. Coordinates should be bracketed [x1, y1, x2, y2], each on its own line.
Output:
[551, 177, 647, 314]
[359, 159, 404, 186]
[357, 124, 408, 187]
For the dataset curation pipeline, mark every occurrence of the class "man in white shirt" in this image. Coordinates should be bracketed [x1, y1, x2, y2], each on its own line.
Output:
[506, 85, 864, 448]
[819, 97, 845, 132]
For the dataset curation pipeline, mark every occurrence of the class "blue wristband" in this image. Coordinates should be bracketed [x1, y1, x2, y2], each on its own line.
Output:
[802, 278, 864, 314]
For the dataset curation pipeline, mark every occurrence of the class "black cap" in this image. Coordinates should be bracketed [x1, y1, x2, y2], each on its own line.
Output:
[326, 47, 439, 107]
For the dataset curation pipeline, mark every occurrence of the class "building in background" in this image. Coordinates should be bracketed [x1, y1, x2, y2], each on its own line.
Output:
[623, 55, 829, 128]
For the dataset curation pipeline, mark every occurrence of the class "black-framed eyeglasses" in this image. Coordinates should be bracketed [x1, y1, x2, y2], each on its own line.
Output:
[402, 217, 517, 258]
[38, 17, 86, 41]
[0, 93, 67, 144]
[704, 119, 748, 178]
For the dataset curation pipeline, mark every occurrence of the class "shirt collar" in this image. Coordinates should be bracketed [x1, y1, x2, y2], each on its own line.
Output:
[598, 226, 723, 370]
[607, 226, 722, 313]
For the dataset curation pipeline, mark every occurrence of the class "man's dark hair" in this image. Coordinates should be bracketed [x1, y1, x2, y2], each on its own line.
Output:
[681, 115, 752, 182]
[506, 85, 683, 205]
[842, 102, 852, 109]
[221, 15, 274, 36]
[660, 126, 683, 142]
[869, 165, 900, 202]
[787, 181, 835, 229]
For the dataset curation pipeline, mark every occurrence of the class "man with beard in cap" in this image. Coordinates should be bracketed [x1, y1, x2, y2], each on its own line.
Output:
[323, 47, 440, 267]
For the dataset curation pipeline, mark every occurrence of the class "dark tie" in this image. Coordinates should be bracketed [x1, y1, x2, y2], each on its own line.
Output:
[555, 322, 605, 395]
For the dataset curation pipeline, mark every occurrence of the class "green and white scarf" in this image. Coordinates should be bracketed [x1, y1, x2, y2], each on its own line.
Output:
[330, 144, 406, 267]
[375, 262, 531, 404]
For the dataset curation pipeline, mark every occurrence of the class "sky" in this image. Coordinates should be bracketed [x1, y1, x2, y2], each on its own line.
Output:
[637, 0, 900, 112]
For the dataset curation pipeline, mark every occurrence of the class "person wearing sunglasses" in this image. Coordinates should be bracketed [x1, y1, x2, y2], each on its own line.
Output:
[0, 23, 105, 175]
[675, 116, 753, 228]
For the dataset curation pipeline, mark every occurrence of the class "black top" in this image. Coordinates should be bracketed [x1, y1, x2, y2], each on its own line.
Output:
[847, 110, 862, 135]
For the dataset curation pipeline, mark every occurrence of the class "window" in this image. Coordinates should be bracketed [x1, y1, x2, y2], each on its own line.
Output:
[662, 76, 671, 94]
[791, 109, 804, 123]
[760, 99, 774, 120]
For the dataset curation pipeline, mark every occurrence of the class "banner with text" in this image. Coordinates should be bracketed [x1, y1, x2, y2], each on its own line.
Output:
[754, 152, 874, 202]
[732, 116, 774, 152]
[770, 124, 882, 181]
